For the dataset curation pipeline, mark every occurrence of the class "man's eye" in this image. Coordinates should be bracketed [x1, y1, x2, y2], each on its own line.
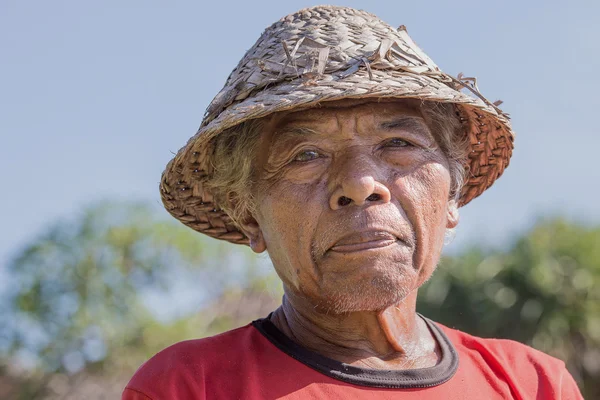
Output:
[293, 150, 321, 162]
[384, 138, 410, 147]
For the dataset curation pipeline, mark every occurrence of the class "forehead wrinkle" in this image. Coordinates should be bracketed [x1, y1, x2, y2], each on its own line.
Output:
[268, 104, 431, 147]
[274, 109, 332, 126]
[275, 126, 321, 139]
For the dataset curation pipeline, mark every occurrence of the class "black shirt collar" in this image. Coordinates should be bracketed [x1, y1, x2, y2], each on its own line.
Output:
[252, 313, 458, 389]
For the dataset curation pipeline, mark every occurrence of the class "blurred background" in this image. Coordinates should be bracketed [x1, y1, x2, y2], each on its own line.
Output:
[1, 0, 599, 398]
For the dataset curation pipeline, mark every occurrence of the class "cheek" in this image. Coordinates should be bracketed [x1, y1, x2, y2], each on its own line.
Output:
[394, 161, 451, 219]
[393, 161, 451, 278]
[413, 165, 450, 216]
[257, 179, 324, 285]
[261, 179, 317, 225]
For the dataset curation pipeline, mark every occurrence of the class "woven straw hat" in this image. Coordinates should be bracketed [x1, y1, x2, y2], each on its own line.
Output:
[160, 5, 514, 245]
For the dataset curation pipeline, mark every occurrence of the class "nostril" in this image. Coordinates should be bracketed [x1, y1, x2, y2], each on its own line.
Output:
[338, 196, 352, 207]
[366, 193, 381, 202]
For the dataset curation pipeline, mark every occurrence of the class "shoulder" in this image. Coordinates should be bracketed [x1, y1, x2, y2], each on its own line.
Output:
[123, 323, 258, 400]
[434, 321, 583, 399]
[437, 322, 564, 371]
[131, 323, 257, 376]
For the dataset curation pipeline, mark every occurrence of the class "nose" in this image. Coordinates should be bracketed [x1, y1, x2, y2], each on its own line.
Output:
[329, 156, 392, 210]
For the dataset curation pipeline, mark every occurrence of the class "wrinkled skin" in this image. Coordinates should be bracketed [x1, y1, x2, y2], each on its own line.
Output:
[239, 99, 459, 369]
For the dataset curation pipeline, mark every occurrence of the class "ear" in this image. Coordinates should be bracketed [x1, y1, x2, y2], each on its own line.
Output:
[238, 216, 267, 253]
[446, 199, 459, 229]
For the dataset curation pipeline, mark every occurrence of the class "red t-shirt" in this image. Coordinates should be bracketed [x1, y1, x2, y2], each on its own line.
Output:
[123, 316, 583, 399]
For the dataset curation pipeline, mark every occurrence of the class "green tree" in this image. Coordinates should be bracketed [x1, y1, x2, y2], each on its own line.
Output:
[3, 201, 261, 376]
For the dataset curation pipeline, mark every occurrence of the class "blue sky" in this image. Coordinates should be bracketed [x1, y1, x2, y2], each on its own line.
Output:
[1, 0, 599, 275]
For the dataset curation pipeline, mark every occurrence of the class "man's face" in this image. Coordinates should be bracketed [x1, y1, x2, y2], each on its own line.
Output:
[245, 99, 458, 313]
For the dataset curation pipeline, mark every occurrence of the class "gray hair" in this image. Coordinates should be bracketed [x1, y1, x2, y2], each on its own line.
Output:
[206, 101, 469, 227]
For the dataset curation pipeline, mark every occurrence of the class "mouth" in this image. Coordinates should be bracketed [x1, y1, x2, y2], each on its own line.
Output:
[329, 231, 400, 253]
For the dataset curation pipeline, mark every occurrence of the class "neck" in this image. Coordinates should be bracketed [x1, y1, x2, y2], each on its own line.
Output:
[270, 289, 440, 369]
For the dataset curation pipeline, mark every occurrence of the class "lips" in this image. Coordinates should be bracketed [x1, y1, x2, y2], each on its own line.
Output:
[330, 231, 399, 253]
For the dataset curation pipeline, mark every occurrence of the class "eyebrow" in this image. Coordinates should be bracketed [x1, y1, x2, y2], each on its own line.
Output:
[379, 117, 432, 138]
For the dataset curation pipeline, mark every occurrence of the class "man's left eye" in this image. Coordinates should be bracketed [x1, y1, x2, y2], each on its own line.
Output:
[384, 138, 410, 147]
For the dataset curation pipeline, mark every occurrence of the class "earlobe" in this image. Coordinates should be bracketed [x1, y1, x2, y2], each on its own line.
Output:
[446, 200, 459, 229]
[249, 235, 267, 253]
[239, 217, 267, 253]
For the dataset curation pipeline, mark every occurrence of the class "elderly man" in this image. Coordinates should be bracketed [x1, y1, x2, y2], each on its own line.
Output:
[123, 6, 582, 399]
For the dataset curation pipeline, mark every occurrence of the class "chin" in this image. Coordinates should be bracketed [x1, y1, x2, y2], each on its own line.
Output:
[315, 270, 414, 314]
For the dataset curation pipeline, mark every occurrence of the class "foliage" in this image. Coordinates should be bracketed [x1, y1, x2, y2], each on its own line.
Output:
[3, 201, 249, 375]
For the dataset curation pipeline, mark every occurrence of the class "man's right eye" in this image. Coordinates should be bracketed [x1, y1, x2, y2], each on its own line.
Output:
[293, 150, 321, 162]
